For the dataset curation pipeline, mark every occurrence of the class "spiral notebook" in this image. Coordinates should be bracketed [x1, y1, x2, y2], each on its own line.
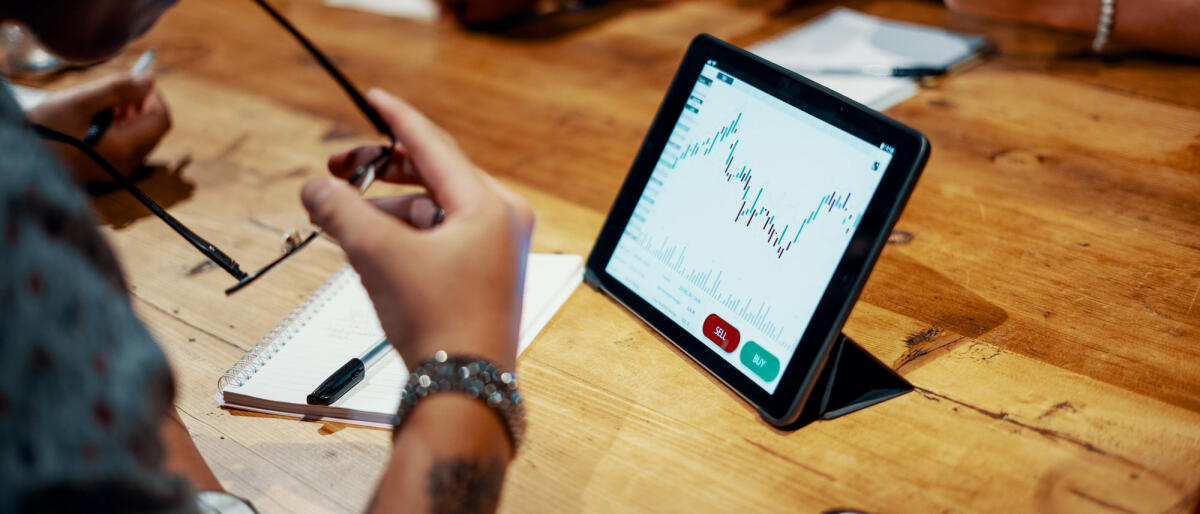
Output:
[217, 253, 584, 427]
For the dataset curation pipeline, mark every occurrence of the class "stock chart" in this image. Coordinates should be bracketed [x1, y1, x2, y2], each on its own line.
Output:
[606, 62, 894, 391]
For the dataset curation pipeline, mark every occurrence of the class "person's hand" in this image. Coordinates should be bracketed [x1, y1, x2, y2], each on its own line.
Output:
[26, 73, 171, 184]
[437, 0, 539, 26]
[302, 89, 534, 371]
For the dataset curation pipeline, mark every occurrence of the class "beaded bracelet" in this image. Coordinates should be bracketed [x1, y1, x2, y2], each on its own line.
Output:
[395, 350, 525, 452]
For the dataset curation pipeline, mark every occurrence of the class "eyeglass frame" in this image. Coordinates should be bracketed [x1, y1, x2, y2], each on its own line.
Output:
[30, 0, 398, 295]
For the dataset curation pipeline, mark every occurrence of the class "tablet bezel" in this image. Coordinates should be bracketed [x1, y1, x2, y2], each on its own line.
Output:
[585, 34, 929, 426]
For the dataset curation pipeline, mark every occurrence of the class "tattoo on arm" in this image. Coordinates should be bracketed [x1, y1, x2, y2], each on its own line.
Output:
[426, 457, 506, 514]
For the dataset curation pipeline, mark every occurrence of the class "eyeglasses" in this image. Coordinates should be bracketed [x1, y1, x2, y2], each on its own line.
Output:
[31, 0, 396, 295]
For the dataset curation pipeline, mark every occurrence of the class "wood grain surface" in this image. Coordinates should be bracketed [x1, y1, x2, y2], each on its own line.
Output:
[62, 0, 1200, 511]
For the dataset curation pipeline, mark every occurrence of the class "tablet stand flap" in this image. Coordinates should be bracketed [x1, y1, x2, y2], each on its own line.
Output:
[777, 333, 911, 431]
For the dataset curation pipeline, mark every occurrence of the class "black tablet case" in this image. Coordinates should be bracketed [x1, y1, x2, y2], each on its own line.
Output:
[770, 334, 910, 430]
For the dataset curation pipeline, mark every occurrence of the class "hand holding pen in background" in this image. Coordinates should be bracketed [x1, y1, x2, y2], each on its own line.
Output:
[26, 49, 171, 184]
[84, 49, 156, 144]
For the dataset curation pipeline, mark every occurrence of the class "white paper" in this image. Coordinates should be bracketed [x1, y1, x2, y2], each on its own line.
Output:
[751, 7, 987, 111]
[518, 253, 585, 354]
[325, 0, 439, 21]
[3, 82, 49, 110]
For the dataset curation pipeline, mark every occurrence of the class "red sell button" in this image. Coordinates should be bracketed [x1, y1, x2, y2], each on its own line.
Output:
[703, 314, 740, 352]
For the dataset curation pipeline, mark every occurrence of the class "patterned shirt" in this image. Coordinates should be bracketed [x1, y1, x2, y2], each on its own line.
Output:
[0, 85, 194, 513]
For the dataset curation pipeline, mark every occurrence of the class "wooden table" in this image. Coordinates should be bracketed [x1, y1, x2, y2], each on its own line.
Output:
[67, 0, 1200, 511]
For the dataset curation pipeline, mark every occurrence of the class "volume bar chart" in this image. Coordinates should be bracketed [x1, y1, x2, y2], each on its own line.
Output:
[638, 233, 786, 343]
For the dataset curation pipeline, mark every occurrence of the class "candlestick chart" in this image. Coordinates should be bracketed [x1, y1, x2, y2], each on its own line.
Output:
[660, 109, 864, 260]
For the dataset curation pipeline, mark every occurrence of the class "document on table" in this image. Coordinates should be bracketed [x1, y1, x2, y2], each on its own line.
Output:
[751, 7, 989, 111]
[325, 0, 439, 21]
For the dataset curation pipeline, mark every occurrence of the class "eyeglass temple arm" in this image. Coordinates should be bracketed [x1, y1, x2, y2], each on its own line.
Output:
[32, 124, 249, 281]
[251, 0, 395, 143]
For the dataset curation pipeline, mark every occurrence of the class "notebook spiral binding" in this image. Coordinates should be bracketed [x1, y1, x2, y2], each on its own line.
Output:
[217, 265, 355, 392]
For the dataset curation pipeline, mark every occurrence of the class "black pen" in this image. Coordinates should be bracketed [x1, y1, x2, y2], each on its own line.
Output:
[795, 65, 948, 78]
[83, 49, 155, 145]
[306, 338, 391, 406]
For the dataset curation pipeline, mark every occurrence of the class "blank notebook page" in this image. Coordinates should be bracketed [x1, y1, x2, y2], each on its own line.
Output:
[230, 267, 402, 414]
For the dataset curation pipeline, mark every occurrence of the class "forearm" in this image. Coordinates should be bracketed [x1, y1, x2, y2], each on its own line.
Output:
[1057, 0, 1200, 57]
[371, 396, 513, 514]
[947, 0, 1200, 57]
[305, 87, 530, 513]
[1115, 0, 1200, 57]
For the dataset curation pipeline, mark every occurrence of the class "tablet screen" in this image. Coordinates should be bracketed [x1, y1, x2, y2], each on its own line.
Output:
[604, 60, 896, 394]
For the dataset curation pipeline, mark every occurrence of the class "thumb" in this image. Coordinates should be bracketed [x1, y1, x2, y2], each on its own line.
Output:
[72, 74, 156, 114]
[301, 178, 404, 252]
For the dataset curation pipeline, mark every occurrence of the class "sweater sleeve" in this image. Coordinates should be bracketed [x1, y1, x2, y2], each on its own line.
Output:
[0, 84, 195, 514]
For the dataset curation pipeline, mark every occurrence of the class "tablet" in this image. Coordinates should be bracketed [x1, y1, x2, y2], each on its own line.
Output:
[584, 34, 929, 427]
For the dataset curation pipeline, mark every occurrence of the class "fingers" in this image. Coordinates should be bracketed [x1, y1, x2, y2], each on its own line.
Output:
[368, 193, 443, 229]
[328, 145, 421, 185]
[302, 177, 411, 256]
[94, 91, 170, 173]
[69, 73, 156, 115]
[365, 89, 485, 213]
[104, 91, 171, 158]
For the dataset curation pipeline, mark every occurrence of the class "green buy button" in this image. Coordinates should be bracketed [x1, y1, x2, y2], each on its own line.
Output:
[739, 341, 780, 382]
